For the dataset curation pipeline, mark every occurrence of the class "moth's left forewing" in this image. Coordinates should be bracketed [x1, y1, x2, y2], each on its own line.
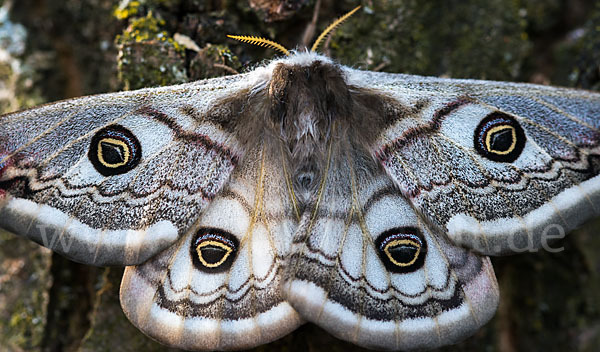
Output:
[0, 74, 252, 265]
[351, 68, 600, 255]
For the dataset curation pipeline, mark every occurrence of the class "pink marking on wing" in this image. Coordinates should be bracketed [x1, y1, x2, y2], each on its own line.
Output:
[0, 151, 9, 199]
[0, 153, 10, 179]
[0, 140, 19, 181]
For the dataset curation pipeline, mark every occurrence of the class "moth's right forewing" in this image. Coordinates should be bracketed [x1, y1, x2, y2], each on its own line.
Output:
[350, 68, 600, 255]
[0, 74, 252, 266]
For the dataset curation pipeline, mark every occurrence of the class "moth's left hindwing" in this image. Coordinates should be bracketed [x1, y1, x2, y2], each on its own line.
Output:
[0, 74, 249, 265]
[120, 144, 303, 350]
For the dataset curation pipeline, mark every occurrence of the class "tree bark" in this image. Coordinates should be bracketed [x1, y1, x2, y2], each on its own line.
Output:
[0, 0, 599, 351]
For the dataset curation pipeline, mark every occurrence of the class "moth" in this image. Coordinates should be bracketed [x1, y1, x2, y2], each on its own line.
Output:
[1, 6, 600, 351]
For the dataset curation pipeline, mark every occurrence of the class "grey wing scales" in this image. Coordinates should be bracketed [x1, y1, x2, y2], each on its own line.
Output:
[350, 68, 600, 255]
[0, 74, 249, 265]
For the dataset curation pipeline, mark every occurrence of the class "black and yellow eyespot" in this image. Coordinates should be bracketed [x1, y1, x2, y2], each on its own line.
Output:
[474, 112, 526, 162]
[191, 228, 239, 273]
[375, 227, 427, 273]
[88, 125, 141, 176]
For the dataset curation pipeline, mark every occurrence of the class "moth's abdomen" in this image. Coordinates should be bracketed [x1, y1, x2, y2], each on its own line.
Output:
[267, 59, 384, 207]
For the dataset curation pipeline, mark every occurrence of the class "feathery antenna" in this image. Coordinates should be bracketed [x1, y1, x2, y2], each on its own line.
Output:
[226, 35, 290, 56]
[310, 6, 361, 53]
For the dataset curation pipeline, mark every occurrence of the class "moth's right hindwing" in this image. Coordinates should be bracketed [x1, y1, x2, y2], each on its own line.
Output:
[120, 144, 303, 350]
[283, 144, 499, 351]
[353, 68, 600, 255]
[0, 74, 249, 265]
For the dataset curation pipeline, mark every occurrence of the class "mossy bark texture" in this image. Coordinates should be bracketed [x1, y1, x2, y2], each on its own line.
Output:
[0, 0, 599, 351]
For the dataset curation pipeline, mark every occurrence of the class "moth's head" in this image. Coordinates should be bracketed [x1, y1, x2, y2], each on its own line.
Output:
[226, 7, 361, 144]
[267, 53, 351, 120]
[227, 6, 361, 62]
